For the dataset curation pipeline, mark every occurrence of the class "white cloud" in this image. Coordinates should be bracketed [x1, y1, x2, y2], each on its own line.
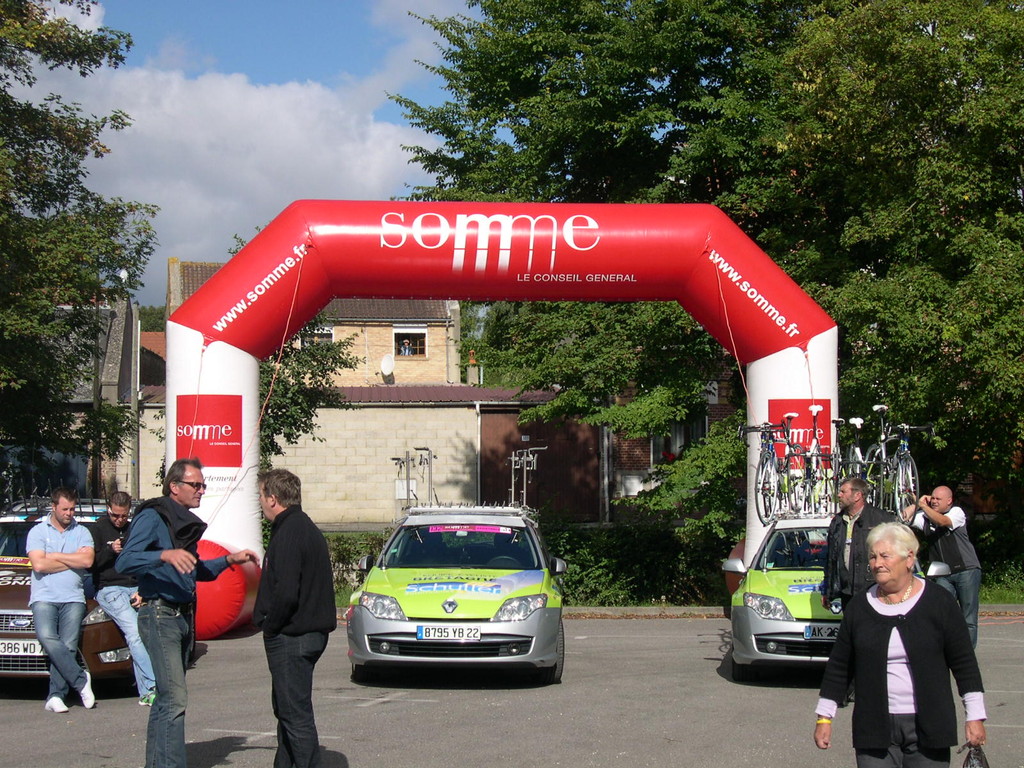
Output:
[35, 1, 467, 306]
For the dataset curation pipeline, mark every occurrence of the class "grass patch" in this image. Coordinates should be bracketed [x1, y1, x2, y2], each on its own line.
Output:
[980, 561, 1024, 604]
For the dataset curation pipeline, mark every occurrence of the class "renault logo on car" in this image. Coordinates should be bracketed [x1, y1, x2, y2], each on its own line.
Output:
[442, 599, 458, 614]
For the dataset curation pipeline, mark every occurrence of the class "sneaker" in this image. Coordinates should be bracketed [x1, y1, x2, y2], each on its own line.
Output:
[78, 670, 96, 709]
[44, 696, 69, 713]
[138, 691, 156, 707]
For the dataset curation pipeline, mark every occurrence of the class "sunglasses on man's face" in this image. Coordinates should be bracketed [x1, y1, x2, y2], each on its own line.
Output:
[177, 481, 208, 491]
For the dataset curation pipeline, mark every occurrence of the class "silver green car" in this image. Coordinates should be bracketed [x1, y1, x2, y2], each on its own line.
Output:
[723, 516, 841, 682]
[346, 506, 566, 684]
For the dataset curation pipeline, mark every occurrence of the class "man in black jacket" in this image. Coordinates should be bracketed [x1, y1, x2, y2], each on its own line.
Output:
[91, 491, 155, 705]
[822, 477, 890, 612]
[254, 469, 337, 768]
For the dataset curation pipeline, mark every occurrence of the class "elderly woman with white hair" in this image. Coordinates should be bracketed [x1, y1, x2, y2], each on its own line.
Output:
[813, 522, 987, 767]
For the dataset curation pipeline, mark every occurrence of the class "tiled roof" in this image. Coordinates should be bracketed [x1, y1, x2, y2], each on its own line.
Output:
[141, 332, 166, 360]
[181, 261, 222, 298]
[138, 385, 551, 407]
[140, 385, 166, 404]
[323, 298, 450, 321]
[341, 385, 553, 405]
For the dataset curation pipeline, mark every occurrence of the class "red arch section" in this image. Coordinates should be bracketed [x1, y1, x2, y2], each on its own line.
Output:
[170, 201, 834, 365]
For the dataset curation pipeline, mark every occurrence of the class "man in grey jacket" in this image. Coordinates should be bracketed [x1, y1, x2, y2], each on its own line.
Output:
[904, 485, 982, 647]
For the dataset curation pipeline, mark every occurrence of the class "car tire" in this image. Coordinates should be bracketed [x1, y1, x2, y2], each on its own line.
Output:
[535, 619, 564, 685]
[351, 663, 375, 684]
[731, 654, 759, 683]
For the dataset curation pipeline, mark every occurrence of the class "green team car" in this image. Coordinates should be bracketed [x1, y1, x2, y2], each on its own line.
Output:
[722, 516, 841, 682]
[346, 505, 566, 684]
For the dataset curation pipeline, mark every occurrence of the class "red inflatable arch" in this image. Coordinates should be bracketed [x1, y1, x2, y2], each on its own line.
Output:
[167, 201, 838, 637]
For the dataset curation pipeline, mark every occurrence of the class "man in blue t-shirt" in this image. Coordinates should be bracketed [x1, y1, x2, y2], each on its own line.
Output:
[26, 487, 96, 713]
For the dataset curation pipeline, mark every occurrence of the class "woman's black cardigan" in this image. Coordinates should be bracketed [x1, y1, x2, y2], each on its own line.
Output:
[819, 581, 983, 750]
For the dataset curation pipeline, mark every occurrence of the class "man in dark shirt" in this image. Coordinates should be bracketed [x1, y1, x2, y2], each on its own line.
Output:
[254, 468, 337, 768]
[117, 458, 258, 768]
[91, 490, 155, 705]
[822, 477, 890, 612]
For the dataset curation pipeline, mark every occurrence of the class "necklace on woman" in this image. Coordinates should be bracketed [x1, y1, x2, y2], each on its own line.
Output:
[880, 581, 915, 605]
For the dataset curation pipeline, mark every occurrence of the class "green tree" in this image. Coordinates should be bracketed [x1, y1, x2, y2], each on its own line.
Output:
[0, 1, 156, 465]
[775, 2, 1024, 493]
[401, 0, 1024, 513]
[138, 305, 165, 332]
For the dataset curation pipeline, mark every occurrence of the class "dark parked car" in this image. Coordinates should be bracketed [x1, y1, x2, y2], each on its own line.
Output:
[0, 509, 133, 681]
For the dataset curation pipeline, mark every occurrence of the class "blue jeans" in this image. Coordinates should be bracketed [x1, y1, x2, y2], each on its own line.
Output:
[138, 602, 192, 768]
[264, 632, 329, 768]
[31, 601, 87, 700]
[96, 586, 156, 694]
[935, 567, 982, 648]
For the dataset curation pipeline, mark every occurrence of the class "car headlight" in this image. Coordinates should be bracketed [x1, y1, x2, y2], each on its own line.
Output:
[492, 594, 547, 622]
[359, 592, 407, 621]
[82, 606, 111, 625]
[743, 592, 794, 621]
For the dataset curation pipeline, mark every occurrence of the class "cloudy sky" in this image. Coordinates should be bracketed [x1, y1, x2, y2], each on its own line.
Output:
[42, 0, 467, 306]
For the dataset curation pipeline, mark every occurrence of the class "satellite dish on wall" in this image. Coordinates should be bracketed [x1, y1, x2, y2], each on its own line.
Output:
[380, 353, 395, 384]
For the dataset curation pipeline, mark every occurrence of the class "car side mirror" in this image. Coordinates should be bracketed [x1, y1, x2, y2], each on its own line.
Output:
[357, 554, 374, 572]
[550, 556, 567, 575]
[721, 557, 747, 575]
[925, 560, 951, 578]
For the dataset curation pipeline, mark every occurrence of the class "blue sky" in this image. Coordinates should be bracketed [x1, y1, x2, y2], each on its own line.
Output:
[43, 0, 467, 306]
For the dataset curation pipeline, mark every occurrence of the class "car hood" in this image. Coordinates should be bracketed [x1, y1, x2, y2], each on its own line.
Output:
[358, 567, 558, 620]
[0, 557, 33, 612]
[735, 568, 839, 621]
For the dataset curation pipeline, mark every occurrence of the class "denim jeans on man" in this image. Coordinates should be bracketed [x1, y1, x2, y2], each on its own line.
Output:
[138, 601, 192, 768]
[264, 631, 329, 768]
[95, 585, 156, 694]
[935, 567, 982, 648]
[31, 601, 87, 700]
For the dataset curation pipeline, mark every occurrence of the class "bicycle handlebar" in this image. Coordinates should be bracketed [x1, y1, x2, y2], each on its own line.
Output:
[896, 422, 935, 435]
[738, 422, 786, 438]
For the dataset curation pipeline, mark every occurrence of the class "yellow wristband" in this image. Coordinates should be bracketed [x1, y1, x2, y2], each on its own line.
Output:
[816, 718, 832, 725]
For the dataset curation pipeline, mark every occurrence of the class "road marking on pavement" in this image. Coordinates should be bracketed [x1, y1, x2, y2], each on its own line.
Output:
[204, 728, 345, 742]
[327, 690, 440, 707]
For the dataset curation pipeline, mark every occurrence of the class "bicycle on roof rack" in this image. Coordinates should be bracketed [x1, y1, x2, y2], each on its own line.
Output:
[796, 405, 840, 518]
[861, 404, 934, 518]
[740, 415, 808, 525]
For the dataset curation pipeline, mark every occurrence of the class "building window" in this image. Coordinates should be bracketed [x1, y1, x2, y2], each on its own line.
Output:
[652, 415, 708, 465]
[394, 326, 427, 356]
[302, 326, 334, 347]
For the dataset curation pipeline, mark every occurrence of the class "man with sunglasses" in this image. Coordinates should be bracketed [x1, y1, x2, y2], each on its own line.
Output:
[117, 458, 258, 768]
[91, 490, 156, 706]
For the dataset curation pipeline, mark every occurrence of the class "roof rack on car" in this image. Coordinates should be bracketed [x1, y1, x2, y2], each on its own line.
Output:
[401, 503, 537, 520]
[771, 508, 837, 522]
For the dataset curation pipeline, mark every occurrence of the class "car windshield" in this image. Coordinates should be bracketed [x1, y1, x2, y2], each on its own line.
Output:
[0, 523, 32, 558]
[757, 527, 829, 570]
[383, 523, 542, 569]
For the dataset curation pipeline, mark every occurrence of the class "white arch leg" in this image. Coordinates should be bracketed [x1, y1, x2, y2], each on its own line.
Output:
[165, 321, 263, 555]
[743, 327, 838, 562]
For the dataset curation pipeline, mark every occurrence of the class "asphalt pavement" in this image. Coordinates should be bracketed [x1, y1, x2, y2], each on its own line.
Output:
[0, 610, 1020, 768]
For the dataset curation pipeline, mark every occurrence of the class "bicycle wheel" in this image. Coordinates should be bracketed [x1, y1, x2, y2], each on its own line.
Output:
[863, 446, 883, 507]
[814, 460, 837, 517]
[844, 447, 866, 482]
[754, 451, 782, 525]
[891, 454, 919, 520]
[783, 444, 807, 515]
